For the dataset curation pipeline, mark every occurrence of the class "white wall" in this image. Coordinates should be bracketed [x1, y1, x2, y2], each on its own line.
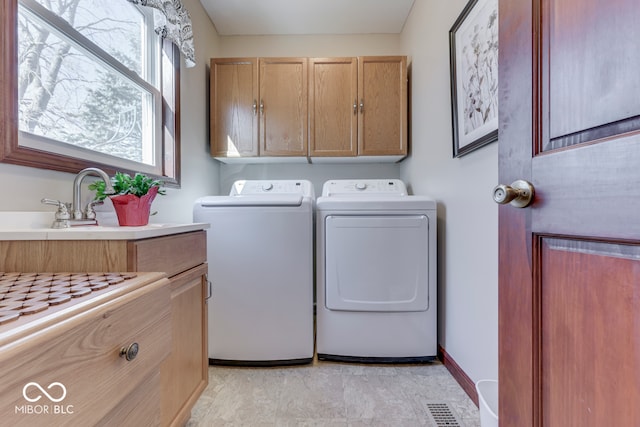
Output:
[217, 34, 404, 195]
[400, 0, 499, 383]
[0, 0, 221, 223]
[219, 34, 401, 57]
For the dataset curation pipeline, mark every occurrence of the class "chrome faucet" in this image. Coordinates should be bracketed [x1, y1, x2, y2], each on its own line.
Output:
[72, 167, 115, 220]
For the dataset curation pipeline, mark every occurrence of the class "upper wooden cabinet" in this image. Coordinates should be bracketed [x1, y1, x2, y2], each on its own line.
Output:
[358, 56, 407, 157]
[210, 57, 308, 160]
[259, 58, 308, 157]
[309, 57, 358, 157]
[210, 58, 259, 158]
[309, 56, 407, 159]
[210, 55, 407, 162]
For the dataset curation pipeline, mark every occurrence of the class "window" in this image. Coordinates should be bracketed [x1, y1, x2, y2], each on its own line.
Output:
[1, 0, 180, 185]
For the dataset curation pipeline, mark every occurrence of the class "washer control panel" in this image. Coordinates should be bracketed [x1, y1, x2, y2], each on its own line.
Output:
[322, 179, 408, 197]
[230, 180, 314, 197]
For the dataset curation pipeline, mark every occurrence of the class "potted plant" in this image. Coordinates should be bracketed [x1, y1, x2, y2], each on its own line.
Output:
[89, 172, 166, 226]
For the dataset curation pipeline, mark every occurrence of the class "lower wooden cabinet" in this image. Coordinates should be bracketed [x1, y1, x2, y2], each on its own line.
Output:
[128, 232, 208, 426]
[0, 230, 209, 426]
[0, 273, 171, 426]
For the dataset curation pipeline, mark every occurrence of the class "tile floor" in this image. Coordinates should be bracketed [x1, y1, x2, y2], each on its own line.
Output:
[187, 360, 481, 426]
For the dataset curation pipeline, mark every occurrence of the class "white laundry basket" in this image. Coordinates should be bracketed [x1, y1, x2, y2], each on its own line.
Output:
[476, 379, 498, 427]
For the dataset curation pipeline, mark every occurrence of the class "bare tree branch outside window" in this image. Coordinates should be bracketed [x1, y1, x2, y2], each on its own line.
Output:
[17, 0, 157, 164]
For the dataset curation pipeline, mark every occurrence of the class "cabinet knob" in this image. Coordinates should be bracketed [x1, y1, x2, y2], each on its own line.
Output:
[353, 99, 358, 114]
[359, 99, 364, 113]
[120, 342, 139, 361]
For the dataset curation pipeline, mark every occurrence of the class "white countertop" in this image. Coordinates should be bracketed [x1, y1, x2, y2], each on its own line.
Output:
[0, 212, 209, 240]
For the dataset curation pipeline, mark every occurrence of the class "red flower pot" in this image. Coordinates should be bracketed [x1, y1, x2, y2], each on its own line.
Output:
[110, 186, 159, 226]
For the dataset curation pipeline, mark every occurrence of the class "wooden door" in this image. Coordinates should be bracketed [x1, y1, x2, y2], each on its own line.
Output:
[210, 58, 259, 157]
[259, 57, 308, 156]
[308, 57, 358, 157]
[499, 0, 640, 426]
[357, 56, 407, 156]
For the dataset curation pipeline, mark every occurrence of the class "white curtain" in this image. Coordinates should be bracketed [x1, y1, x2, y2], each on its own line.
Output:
[126, 0, 196, 67]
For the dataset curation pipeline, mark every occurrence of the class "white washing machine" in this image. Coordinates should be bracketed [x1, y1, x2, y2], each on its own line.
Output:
[316, 179, 437, 362]
[193, 180, 314, 365]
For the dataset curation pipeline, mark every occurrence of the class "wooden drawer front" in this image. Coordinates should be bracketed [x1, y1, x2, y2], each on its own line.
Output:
[96, 371, 161, 427]
[128, 231, 207, 277]
[0, 240, 129, 273]
[0, 279, 171, 426]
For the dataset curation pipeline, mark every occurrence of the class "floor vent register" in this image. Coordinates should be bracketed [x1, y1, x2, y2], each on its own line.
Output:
[424, 402, 465, 427]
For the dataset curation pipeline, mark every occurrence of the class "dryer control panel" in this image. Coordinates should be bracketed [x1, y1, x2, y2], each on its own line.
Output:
[322, 179, 407, 197]
[230, 180, 314, 197]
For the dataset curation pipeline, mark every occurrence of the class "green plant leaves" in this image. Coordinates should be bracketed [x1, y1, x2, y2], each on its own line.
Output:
[89, 172, 165, 201]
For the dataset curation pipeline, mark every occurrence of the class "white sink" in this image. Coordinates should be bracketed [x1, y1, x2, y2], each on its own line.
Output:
[0, 212, 208, 240]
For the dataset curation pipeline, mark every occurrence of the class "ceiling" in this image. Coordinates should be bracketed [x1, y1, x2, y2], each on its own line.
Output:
[198, 0, 416, 36]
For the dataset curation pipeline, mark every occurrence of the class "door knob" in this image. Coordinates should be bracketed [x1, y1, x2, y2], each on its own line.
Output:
[493, 180, 535, 208]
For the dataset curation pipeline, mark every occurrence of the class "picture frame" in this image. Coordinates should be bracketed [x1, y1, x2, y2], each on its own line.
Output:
[449, 0, 498, 158]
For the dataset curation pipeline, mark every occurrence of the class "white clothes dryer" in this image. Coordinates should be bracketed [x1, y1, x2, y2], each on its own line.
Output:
[316, 179, 437, 362]
[193, 180, 314, 365]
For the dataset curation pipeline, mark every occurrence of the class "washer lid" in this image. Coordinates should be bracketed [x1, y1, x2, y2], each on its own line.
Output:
[198, 195, 303, 207]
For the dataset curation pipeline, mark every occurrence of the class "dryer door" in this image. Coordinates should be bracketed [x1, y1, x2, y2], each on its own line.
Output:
[324, 214, 429, 312]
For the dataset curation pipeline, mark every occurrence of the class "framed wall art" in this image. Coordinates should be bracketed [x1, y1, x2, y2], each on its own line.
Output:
[449, 0, 498, 158]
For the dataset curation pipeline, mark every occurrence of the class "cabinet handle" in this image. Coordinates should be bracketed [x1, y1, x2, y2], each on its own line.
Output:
[252, 100, 257, 115]
[205, 274, 212, 301]
[359, 99, 364, 113]
[353, 99, 357, 114]
[260, 99, 264, 115]
[120, 342, 139, 361]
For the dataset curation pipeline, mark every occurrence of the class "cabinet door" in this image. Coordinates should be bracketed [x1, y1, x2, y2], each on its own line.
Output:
[160, 264, 208, 426]
[210, 58, 259, 157]
[358, 56, 407, 156]
[309, 57, 358, 157]
[259, 58, 308, 156]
